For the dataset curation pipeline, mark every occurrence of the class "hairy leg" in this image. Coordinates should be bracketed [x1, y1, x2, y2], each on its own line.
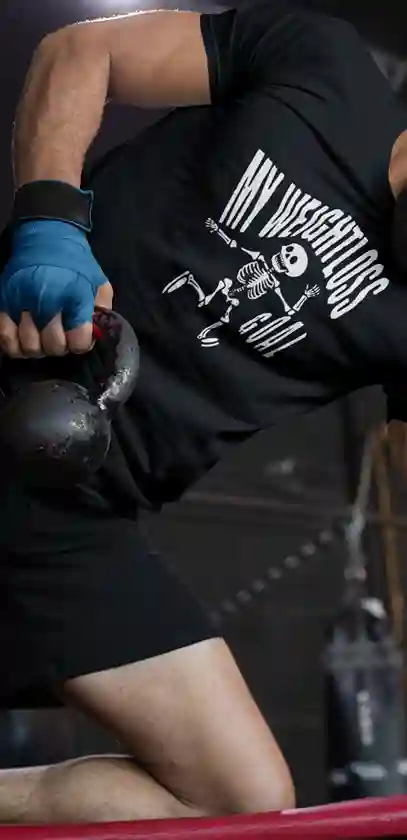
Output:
[0, 639, 294, 823]
[0, 755, 206, 824]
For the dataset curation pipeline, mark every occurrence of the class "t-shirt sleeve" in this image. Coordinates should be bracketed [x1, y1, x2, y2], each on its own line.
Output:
[384, 383, 407, 424]
[200, 0, 336, 103]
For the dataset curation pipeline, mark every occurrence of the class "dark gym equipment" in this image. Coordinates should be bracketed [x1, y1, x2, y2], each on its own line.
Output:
[324, 433, 406, 801]
[325, 592, 406, 800]
[0, 306, 139, 487]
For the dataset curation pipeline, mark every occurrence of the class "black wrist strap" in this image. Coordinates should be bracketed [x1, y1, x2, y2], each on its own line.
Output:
[12, 181, 93, 232]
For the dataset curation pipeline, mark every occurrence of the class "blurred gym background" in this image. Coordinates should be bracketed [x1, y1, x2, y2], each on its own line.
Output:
[1, 0, 407, 809]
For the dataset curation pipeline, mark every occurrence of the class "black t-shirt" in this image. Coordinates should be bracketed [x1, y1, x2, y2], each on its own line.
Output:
[82, 0, 407, 511]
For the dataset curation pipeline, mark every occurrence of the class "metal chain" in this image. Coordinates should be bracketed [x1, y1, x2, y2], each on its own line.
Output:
[210, 523, 339, 625]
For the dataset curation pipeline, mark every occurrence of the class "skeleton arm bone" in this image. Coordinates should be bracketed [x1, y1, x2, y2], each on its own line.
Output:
[272, 282, 295, 315]
[292, 285, 320, 313]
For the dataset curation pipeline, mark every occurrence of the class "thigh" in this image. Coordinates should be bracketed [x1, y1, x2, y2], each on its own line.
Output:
[0, 454, 293, 813]
[62, 637, 294, 814]
[0, 487, 215, 706]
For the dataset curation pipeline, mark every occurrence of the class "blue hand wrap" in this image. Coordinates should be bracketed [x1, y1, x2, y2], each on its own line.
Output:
[0, 220, 109, 331]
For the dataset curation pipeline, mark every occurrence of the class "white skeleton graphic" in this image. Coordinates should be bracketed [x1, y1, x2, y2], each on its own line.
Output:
[163, 219, 319, 347]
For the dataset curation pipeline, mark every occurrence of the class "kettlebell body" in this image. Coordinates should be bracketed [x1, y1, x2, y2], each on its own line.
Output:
[0, 308, 139, 487]
[0, 380, 112, 486]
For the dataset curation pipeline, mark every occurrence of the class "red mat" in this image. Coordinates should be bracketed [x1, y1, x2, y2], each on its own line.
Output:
[1, 795, 407, 839]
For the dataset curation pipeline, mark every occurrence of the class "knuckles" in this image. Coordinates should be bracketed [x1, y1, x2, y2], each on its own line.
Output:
[0, 312, 95, 358]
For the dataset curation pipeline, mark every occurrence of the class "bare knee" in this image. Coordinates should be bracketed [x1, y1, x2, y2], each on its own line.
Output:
[221, 763, 296, 816]
[183, 753, 296, 818]
[191, 782, 296, 819]
[244, 771, 296, 814]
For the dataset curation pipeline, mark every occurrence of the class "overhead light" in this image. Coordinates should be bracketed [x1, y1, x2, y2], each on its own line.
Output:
[82, 0, 156, 7]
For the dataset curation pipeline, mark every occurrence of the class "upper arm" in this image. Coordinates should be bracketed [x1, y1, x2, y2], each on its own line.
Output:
[62, 1, 307, 111]
[66, 10, 212, 109]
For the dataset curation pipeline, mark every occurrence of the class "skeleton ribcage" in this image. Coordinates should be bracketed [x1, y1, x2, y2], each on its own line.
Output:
[237, 259, 275, 301]
[247, 273, 276, 300]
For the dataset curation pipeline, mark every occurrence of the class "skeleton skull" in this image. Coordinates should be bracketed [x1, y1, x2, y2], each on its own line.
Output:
[271, 243, 308, 278]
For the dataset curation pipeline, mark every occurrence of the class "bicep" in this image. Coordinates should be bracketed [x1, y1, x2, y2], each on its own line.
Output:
[72, 10, 211, 109]
[69, 0, 303, 112]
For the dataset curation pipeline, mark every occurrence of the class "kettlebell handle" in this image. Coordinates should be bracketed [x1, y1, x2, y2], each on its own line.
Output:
[91, 307, 140, 417]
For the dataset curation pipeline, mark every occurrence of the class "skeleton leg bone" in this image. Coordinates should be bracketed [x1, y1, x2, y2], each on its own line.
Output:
[197, 321, 224, 347]
[162, 272, 207, 306]
[202, 278, 234, 307]
[163, 273, 233, 309]
[220, 300, 239, 324]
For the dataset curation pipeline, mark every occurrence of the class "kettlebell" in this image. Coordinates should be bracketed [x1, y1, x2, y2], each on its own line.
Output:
[0, 307, 139, 487]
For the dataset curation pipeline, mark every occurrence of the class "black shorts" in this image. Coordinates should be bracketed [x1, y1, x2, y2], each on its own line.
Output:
[0, 482, 216, 709]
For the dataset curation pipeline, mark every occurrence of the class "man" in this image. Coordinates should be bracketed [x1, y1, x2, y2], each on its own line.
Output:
[0, 0, 406, 824]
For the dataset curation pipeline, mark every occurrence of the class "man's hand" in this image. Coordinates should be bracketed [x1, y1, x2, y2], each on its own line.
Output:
[0, 220, 113, 358]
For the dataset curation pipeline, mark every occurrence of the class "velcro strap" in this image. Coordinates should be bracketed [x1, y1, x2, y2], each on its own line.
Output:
[12, 180, 93, 232]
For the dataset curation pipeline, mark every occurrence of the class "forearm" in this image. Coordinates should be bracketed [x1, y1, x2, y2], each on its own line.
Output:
[12, 10, 210, 191]
[13, 30, 110, 189]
